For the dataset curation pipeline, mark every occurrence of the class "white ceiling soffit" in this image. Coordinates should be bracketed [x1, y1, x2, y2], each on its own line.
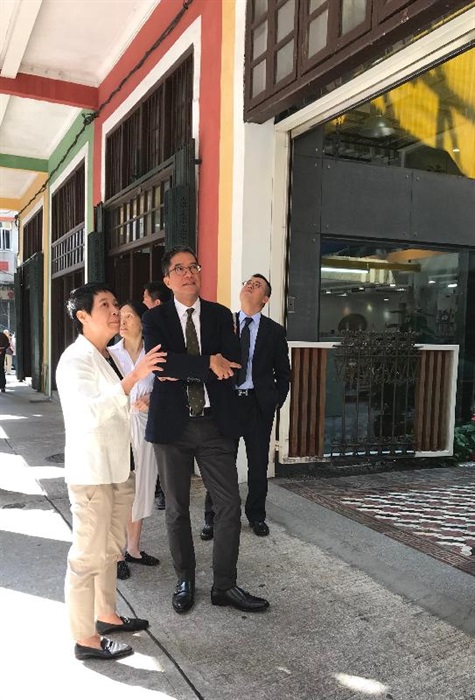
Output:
[0, 96, 80, 158]
[0, 0, 43, 79]
[6, 0, 160, 87]
[0, 166, 37, 199]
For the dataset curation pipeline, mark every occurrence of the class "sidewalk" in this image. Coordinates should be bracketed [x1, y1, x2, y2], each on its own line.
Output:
[1, 375, 475, 700]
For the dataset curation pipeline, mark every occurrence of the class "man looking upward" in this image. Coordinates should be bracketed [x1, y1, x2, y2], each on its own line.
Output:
[142, 247, 270, 615]
[201, 274, 290, 540]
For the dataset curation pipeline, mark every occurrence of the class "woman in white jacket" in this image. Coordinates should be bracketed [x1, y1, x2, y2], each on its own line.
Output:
[109, 300, 160, 579]
[56, 283, 165, 661]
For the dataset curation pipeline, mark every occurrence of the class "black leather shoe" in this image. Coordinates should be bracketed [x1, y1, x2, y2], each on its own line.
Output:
[74, 637, 133, 660]
[211, 585, 269, 612]
[250, 521, 270, 537]
[172, 580, 195, 614]
[117, 561, 130, 579]
[125, 551, 160, 566]
[200, 524, 214, 541]
[96, 615, 149, 635]
[156, 492, 165, 510]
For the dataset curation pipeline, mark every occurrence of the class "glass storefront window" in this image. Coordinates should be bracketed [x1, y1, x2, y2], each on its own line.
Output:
[320, 240, 462, 344]
[323, 48, 475, 180]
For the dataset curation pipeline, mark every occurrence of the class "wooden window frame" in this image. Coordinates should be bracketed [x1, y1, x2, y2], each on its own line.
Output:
[105, 52, 193, 201]
[246, 0, 299, 111]
[23, 209, 43, 261]
[244, 0, 471, 122]
[300, 0, 372, 76]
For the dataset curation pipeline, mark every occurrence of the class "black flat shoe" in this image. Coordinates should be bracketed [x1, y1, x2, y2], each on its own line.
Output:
[117, 561, 130, 579]
[125, 551, 160, 566]
[200, 524, 214, 541]
[211, 585, 269, 612]
[172, 580, 195, 614]
[250, 521, 270, 537]
[96, 615, 149, 635]
[74, 637, 133, 660]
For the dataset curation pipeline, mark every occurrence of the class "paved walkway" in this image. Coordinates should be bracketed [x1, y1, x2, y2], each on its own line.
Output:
[279, 468, 475, 575]
[1, 374, 475, 699]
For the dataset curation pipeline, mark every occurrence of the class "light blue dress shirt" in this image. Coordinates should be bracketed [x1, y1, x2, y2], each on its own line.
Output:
[236, 310, 261, 389]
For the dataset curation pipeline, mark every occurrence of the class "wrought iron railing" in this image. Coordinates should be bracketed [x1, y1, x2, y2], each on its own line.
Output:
[51, 224, 84, 277]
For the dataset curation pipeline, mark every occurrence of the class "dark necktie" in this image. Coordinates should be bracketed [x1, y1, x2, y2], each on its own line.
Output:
[185, 308, 205, 416]
[237, 317, 253, 387]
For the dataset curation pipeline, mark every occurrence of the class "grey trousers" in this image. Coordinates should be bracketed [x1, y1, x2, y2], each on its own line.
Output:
[154, 417, 241, 590]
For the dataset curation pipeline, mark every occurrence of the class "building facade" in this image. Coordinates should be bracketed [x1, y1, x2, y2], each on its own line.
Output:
[1, 0, 474, 469]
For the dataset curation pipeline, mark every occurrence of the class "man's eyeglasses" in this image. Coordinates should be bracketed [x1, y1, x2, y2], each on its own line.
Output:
[169, 263, 202, 276]
[242, 280, 263, 290]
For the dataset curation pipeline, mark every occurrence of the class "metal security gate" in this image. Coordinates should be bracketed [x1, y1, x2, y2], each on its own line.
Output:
[330, 331, 419, 456]
[280, 338, 459, 462]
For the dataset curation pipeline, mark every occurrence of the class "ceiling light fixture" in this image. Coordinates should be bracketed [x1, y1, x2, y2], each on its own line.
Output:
[322, 267, 369, 274]
[360, 114, 396, 138]
[447, 283, 458, 288]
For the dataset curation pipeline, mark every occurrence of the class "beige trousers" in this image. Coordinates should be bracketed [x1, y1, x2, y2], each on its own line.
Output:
[66, 473, 135, 640]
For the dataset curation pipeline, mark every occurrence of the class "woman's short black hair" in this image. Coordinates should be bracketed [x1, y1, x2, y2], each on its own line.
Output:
[66, 282, 116, 334]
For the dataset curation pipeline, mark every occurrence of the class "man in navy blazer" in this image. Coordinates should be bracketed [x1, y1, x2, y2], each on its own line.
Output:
[142, 246, 269, 614]
[201, 274, 290, 539]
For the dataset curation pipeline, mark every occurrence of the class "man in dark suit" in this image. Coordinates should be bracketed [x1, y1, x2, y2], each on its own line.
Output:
[201, 274, 290, 540]
[142, 246, 269, 615]
[142, 279, 172, 510]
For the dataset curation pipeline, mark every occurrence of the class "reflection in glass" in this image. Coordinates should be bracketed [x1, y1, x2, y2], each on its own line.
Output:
[276, 40, 294, 83]
[277, 0, 295, 42]
[341, 0, 367, 35]
[309, 0, 326, 12]
[253, 0, 268, 21]
[323, 48, 474, 179]
[252, 59, 267, 97]
[320, 241, 461, 344]
[308, 9, 328, 57]
[253, 21, 268, 60]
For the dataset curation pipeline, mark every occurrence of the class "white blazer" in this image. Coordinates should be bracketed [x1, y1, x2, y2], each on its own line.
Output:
[56, 334, 130, 485]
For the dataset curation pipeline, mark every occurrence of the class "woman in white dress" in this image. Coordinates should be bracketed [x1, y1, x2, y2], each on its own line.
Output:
[109, 300, 160, 579]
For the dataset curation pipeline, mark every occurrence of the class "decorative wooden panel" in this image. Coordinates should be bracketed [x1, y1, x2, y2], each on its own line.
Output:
[289, 346, 326, 457]
[414, 350, 452, 451]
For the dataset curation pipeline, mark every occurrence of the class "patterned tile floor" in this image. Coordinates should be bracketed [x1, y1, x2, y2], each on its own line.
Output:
[278, 465, 475, 576]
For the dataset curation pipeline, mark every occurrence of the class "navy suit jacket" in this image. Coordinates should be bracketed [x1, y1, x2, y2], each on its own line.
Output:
[245, 314, 290, 417]
[143, 298, 242, 444]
